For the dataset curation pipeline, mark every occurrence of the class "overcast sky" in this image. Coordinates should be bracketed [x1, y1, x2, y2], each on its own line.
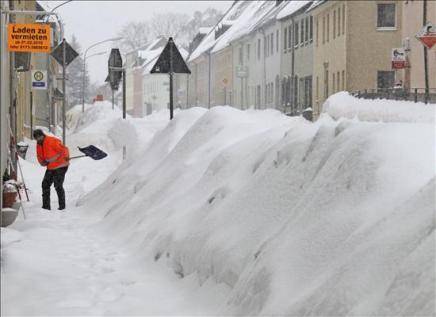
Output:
[40, 1, 232, 84]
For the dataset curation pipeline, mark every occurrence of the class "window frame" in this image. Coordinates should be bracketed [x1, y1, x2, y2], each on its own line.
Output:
[376, 3, 397, 30]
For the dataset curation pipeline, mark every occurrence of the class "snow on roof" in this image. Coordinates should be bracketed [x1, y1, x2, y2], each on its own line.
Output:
[306, 0, 326, 12]
[140, 40, 189, 74]
[198, 27, 213, 34]
[189, 1, 254, 62]
[212, 1, 276, 54]
[252, 0, 289, 31]
[276, 0, 312, 20]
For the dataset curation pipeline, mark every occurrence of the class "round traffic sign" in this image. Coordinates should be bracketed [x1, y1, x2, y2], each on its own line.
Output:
[34, 71, 44, 81]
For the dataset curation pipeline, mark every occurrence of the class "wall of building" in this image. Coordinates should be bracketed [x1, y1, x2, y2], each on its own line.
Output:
[211, 46, 233, 107]
[402, 0, 436, 89]
[312, 1, 348, 115]
[347, 1, 402, 92]
[281, 8, 314, 114]
[14, 0, 36, 140]
[1, 0, 11, 184]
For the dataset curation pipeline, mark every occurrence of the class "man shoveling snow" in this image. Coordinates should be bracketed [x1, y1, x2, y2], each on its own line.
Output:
[33, 129, 70, 211]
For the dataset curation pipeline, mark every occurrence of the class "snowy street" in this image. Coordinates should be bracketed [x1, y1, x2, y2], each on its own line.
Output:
[2, 95, 435, 316]
[1, 104, 229, 316]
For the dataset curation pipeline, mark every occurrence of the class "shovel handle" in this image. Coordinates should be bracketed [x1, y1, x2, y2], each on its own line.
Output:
[69, 155, 87, 160]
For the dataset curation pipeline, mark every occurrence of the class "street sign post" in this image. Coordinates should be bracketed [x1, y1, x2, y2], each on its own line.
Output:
[108, 48, 123, 110]
[31, 70, 47, 90]
[51, 39, 79, 145]
[391, 48, 406, 69]
[150, 37, 190, 120]
[7, 23, 51, 53]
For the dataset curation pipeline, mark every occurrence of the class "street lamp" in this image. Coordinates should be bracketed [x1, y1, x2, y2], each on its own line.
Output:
[82, 37, 122, 112]
[81, 51, 106, 107]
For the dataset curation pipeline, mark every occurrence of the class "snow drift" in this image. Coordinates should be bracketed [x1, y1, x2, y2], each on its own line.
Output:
[45, 96, 436, 314]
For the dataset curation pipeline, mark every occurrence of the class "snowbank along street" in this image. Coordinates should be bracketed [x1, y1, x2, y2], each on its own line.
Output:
[2, 94, 435, 316]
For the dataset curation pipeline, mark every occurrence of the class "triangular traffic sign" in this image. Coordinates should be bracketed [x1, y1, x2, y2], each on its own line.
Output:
[150, 37, 190, 74]
[51, 39, 79, 67]
[416, 23, 436, 50]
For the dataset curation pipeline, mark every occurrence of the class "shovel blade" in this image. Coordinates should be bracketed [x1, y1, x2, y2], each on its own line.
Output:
[78, 145, 108, 160]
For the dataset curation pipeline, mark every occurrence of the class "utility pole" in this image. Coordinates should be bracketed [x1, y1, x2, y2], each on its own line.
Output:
[423, 0, 429, 104]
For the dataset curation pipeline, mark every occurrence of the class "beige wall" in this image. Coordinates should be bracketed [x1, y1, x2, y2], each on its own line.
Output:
[15, 0, 35, 140]
[211, 46, 233, 106]
[190, 55, 209, 108]
[402, 0, 436, 89]
[347, 1, 402, 92]
[312, 1, 348, 115]
[312, 0, 402, 115]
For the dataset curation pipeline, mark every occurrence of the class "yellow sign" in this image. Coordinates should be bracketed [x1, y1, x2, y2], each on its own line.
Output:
[8, 23, 51, 53]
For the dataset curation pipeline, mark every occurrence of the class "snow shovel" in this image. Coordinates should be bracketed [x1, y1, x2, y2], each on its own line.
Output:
[69, 145, 108, 161]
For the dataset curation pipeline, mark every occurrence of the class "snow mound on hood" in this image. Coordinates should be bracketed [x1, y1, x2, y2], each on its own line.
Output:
[79, 98, 435, 315]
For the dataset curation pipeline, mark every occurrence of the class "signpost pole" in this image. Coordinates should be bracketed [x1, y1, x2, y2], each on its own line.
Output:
[122, 68, 126, 160]
[62, 39, 66, 144]
[423, 0, 429, 104]
[30, 91, 33, 139]
[112, 89, 114, 110]
[169, 39, 174, 120]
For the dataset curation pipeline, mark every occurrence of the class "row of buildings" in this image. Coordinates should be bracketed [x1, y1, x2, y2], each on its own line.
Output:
[123, 0, 435, 119]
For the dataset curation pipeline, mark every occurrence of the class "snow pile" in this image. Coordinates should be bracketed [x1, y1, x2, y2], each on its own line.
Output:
[78, 95, 435, 315]
[324, 92, 435, 124]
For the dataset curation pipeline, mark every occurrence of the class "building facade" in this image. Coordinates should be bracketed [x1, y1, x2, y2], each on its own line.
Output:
[401, 0, 436, 90]
[311, 0, 403, 115]
[279, 1, 314, 115]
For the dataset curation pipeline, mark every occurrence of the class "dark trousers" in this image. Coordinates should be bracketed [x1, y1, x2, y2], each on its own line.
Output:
[42, 166, 68, 209]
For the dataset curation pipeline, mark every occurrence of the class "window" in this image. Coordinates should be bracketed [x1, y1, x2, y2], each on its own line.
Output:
[305, 17, 309, 43]
[377, 3, 396, 28]
[342, 70, 345, 90]
[333, 10, 336, 39]
[316, 17, 319, 46]
[247, 44, 250, 61]
[271, 82, 274, 104]
[239, 47, 243, 65]
[293, 76, 298, 107]
[337, 71, 340, 91]
[266, 35, 269, 57]
[322, 16, 325, 44]
[300, 19, 304, 45]
[333, 72, 336, 92]
[257, 39, 261, 60]
[288, 25, 292, 49]
[271, 33, 274, 56]
[326, 13, 329, 42]
[310, 16, 313, 42]
[324, 69, 329, 99]
[316, 76, 319, 100]
[377, 71, 395, 88]
[305, 76, 312, 108]
[338, 8, 341, 36]
[342, 4, 345, 35]
[295, 22, 299, 47]
[284, 27, 288, 52]
[276, 30, 279, 52]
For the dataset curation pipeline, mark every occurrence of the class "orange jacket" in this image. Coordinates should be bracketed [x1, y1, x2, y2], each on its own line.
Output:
[36, 135, 70, 170]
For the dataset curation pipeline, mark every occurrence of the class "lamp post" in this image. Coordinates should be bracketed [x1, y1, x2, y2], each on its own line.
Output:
[82, 37, 122, 112]
[80, 51, 106, 108]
